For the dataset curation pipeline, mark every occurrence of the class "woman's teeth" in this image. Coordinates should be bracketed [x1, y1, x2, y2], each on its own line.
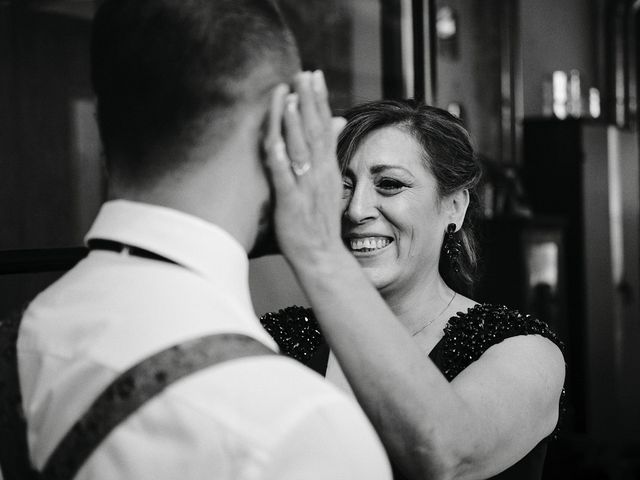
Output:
[349, 237, 391, 251]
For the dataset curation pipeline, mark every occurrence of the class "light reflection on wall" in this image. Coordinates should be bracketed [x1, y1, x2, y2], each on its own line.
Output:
[526, 241, 559, 293]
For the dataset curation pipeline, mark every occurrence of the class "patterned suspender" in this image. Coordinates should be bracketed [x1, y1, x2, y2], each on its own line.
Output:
[0, 309, 276, 480]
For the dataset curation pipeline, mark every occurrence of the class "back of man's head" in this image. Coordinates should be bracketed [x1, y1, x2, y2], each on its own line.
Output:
[91, 0, 300, 188]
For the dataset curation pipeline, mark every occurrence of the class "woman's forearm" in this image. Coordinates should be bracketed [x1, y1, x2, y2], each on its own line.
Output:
[288, 249, 476, 480]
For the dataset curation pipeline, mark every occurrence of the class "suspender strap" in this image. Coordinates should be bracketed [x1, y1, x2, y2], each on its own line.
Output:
[40, 333, 275, 480]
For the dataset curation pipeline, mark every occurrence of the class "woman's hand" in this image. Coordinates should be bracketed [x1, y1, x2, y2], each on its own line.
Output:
[263, 71, 348, 268]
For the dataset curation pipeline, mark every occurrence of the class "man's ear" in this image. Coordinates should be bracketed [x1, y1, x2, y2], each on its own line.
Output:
[447, 189, 470, 230]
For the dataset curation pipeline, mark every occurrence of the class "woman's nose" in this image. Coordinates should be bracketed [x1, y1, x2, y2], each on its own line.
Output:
[343, 184, 379, 224]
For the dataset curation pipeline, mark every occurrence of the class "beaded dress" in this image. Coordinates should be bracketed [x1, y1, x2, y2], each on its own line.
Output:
[261, 303, 563, 480]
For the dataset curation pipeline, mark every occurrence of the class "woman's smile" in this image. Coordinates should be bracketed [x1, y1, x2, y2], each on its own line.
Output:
[345, 235, 394, 256]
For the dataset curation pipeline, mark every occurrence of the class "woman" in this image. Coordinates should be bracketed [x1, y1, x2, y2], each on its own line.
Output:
[261, 72, 565, 480]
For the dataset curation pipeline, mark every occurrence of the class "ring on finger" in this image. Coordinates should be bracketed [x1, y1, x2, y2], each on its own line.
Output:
[291, 160, 311, 176]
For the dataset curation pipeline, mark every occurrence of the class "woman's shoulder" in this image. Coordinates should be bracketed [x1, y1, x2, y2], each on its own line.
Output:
[259, 306, 324, 363]
[439, 303, 565, 440]
[436, 303, 564, 381]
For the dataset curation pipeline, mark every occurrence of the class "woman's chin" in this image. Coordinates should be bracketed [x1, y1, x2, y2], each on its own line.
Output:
[359, 265, 395, 292]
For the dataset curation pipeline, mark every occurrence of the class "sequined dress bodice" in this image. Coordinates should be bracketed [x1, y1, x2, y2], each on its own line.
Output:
[260, 303, 563, 480]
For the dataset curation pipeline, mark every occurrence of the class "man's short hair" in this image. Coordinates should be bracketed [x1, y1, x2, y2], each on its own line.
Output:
[91, 0, 300, 186]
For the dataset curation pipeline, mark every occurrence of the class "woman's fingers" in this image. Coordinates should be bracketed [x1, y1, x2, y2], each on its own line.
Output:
[267, 70, 336, 184]
[261, 73, 345, 263]
[265, 83, 288, 147]
[332, 116, 347, 137]
[312, 71, 332, 125]
[295, 72, 326, 156]
[283, 93, 312, 177]
[263, 84, 296, 193]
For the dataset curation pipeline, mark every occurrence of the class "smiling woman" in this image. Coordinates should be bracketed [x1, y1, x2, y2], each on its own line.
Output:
[341, 126, 462, 298]
[260, 96, 565, 480]
[338, 100, 481, 297]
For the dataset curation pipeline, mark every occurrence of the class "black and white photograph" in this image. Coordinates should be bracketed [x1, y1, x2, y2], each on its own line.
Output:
[0, 1, 639, 479]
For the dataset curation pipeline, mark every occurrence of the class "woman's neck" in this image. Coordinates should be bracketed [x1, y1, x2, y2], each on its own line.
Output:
[380, 274, 456, 337]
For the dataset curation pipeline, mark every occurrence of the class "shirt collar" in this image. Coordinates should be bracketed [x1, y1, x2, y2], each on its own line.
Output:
[85, 200, 250, 301]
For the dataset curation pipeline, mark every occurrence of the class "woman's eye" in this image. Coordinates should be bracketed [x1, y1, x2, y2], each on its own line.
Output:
[342, 179, 353, 197]
[377, 178, 405, 192]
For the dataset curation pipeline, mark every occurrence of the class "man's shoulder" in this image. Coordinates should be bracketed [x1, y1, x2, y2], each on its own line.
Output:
[79, 353, 390, 480]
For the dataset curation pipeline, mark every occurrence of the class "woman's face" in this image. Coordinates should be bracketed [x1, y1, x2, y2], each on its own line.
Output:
[341, 126, 452, 293]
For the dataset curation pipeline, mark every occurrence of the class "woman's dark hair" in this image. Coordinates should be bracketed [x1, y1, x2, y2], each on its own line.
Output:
[337, 99, 482, 295]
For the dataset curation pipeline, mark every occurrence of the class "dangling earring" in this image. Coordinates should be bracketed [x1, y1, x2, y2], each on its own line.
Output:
[444, 223, 461, 273]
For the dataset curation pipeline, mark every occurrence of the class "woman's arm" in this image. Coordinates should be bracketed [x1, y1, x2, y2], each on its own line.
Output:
[263, 73, 565, 480]
[295, 250, 564, 480]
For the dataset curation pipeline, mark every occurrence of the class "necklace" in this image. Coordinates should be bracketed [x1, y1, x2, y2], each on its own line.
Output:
[410, 292, 457, 337]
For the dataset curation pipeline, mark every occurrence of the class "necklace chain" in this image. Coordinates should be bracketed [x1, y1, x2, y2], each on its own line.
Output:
[410, 292, 457, 337]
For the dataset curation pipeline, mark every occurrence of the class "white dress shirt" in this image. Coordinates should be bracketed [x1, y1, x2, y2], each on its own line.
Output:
[18, 200, 391, 480]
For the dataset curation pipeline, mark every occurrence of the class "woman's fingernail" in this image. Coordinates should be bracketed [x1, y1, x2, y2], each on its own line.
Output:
[278, 83, 290, 96]
[303, 71, 313, 88]
[313, 70, 326, 94]
[286, 93, 298, 113]
[332, 116, 347, 130]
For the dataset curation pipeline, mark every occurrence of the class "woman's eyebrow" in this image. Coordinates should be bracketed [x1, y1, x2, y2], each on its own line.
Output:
[370, 164, 414, 177]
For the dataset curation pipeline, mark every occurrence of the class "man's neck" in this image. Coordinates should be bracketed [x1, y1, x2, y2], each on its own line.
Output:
[111, 153, 265, 255]
[110, 102, 271, 255]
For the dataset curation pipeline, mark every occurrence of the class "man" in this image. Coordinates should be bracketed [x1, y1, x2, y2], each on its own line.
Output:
[17, 0, 391, 478]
